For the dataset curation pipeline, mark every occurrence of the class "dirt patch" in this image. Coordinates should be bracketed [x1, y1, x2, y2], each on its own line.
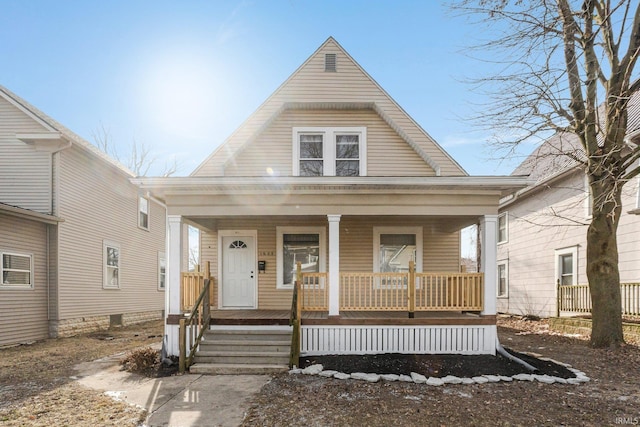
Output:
[242, 316, 640, 427]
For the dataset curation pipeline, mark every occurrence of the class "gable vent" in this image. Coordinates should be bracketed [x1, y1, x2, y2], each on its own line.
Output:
[325, 53, 336, 72]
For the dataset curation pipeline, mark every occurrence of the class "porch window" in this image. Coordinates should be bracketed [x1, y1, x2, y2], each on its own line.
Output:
[293, 127, 366, 176]
[138, 196, 149, 230]
[103, 241, 120, 289]
[555, 246, 578, 286]
[379, 234, 416, 273]
[276, 226, 326, 289]
[497, 212, 508, 244]
[1, 252, 33, 288]
[497, 261, 508, 297]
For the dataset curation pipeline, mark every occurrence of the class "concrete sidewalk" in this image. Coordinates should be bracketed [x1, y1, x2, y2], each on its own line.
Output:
[74, 353, 271, 427]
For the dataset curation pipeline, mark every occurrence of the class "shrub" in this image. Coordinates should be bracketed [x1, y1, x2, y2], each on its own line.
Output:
[121, 347, 159, 374]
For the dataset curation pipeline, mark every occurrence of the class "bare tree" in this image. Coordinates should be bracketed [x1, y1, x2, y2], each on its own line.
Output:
[91, 123, 178, 177]
[454, 0, 640, 347]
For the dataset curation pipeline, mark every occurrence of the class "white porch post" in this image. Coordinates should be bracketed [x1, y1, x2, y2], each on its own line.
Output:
[480, 215, 498, 316]
[166, 215, 184, 356]
[327, 214, 341, 316]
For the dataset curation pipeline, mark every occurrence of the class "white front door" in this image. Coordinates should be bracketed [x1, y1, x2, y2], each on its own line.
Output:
[221, 235, 256, 308]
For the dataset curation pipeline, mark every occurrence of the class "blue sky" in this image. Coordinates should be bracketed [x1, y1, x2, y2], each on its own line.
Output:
[1, 0, 534, 176]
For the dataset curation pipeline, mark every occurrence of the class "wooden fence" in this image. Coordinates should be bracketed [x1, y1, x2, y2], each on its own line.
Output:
[181, 263, 215, 312]
[557, 282, 640, 317]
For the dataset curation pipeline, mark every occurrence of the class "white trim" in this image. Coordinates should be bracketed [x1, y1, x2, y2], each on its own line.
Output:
[480, 215, 498, 316]
[372, 226, 423, 273]
[102, 240, 121, 290]
[555, 245, 578, 287]
[138, 196, 150, 231]
[276, 226, 326, 290]
[497, 212, 508, 244]
[497, 260, 508, 298]
[158, 251, 166, 291]
[327, 215, 341, 316]
[292, 126, 367, 177]
[0, 251, 34, 289]
[218, 230, 258, 309]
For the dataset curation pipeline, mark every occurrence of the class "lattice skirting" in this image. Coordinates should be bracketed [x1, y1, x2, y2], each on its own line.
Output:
[301, 325, 497, 356]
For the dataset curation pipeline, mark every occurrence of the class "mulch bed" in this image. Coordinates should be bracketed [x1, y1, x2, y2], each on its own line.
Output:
[299, 349, 575, 378]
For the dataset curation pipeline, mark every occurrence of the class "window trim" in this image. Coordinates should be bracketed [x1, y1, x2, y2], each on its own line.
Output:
[103, 240, 121, 290]
[0, 251, 34, 289]
[373, 227, 423, 273]
[555, 245, 578, 287]
[497, 212, 508, 244]
[138, 196, 150, 231]
[292, 127, 367, 177]
[158, 251, 166, 291]
[276, 226, 326, 290]
[497, 260, 508, 298]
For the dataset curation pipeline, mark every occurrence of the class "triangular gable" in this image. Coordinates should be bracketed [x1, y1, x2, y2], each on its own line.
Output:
[192, 37, 467, 177]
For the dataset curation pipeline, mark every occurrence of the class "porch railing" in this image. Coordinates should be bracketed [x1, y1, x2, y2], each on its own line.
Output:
[557, 281, 640, 317]
[181, 264, 215, 311]
[297, 261, 484, 313]
[179, 276, 212, 373]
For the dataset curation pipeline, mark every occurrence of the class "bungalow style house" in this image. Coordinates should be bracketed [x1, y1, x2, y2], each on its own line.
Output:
[135, 38, 529, 371]
[0, 86, 166, 347]
[496, 97, 640, 318]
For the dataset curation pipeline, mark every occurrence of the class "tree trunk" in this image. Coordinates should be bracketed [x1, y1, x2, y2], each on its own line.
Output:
[586, 176, 624, 347]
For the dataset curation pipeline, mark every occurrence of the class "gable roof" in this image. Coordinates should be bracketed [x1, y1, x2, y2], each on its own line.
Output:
[0, 85, 136, 178]
[192, 37, 466, 177]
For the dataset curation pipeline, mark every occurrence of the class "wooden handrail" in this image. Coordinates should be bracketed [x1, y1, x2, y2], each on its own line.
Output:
[289, 262, 303, 368]
[179, 262, 212, 373]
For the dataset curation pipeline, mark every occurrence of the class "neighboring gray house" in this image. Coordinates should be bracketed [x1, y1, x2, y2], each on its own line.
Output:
[497, 98, 640, 318]
[0, 86, 166, 346]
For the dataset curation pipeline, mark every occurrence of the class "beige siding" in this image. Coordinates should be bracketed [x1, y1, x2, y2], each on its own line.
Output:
[497, 170, 640, 317]
[0, 213, 49, 346]
[225, 109, 433, 177]
[56, 146, 166, 320]
[201, 216, 460, 310]
[194, 39, 464, 177]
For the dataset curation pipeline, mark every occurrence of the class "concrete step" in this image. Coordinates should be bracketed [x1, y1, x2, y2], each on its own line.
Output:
[189, 363, 289, 375]
[194, 351, 290, 365]
[199, 339, 291, 353]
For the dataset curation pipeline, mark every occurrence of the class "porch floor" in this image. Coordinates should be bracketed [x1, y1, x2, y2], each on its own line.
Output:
[209, 309, 495, 326]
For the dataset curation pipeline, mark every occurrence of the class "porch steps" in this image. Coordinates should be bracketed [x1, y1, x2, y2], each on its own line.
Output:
[190, 325, 292, 375]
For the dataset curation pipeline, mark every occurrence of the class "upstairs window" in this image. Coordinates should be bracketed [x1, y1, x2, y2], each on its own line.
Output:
[1, 252, 33, 288]
[293, 127, 366, 177]
[138, 196, 149, 230]
[497, 212, 508, 244]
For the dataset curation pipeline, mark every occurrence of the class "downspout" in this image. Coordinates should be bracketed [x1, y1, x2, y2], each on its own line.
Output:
[495, 337, 537, 372]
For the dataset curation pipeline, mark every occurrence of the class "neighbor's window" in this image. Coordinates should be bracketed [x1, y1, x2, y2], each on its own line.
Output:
[276, 227, 325, 289]
[293, 127, 366, 176]
[555, 246, 578, 286]
[497, 261, 508, 297]
[138, 196, 149, 230]
[497, 212, 508, 244]
[158, 252, 166, 290]
[103, 241, 120, 289]
[1, 252, 33, 288]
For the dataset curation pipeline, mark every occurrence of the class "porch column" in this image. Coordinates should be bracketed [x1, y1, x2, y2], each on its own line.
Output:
[480, 215, 497, 316]
[327, 214, 341, 316]
[166, 215, 184, 356]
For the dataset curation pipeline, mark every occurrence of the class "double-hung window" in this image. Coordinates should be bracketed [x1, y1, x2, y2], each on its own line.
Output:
[497, 261, 508, 297]
[276, 226, 326, 289]
[497, 212, 508, 244]
[103, 241, 121, 289]
[293, 127, 366, 176]
[1, 252, 33, 288]
[373, 227, 422, 289]
[139, 196, 149, 230]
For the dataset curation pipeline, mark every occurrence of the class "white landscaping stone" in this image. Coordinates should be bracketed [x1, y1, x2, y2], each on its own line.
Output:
[399, 375, 414, 383]
[497, 376, 513, 382]
[441, 375, 463, 384]
[461, 377, 476, 385]
[512, 374, 534, 381]
[380, 374, 400, 382]
[426, 377, 444, 386]
[553, 377, 568, 384]
[333, 372, 351, 380]
[533, 375, 556, 384]
[302, 364, 324, 375]
[567, 378, 582, 385]
[351, 372, 380, 383]
[472, 376, 489, 384]
[289, 368, 302, 374]
[575, 375, 590, 383]
[410, 372, 427, 384]
[483, 375, 501, 383]
[318, 370, 339, 378]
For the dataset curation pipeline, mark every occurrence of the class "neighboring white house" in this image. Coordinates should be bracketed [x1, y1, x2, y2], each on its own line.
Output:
[0, 86, 166, 346]
[497, 99, 640, 318]
[136, 37, 529, 362]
